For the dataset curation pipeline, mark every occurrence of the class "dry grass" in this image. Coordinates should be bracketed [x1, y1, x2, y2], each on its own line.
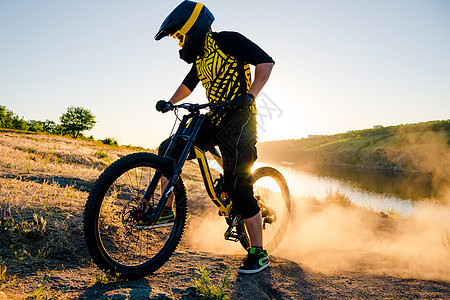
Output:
[324, 188, 353, 207]
[0, 131, 146, 297]
[0, 132, 137, 181]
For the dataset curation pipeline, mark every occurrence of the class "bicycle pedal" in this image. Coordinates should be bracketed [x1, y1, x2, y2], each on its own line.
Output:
[224, 227, 244, 242]
[224, 232, 242, 242]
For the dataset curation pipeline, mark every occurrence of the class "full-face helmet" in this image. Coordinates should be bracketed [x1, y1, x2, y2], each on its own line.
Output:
[155, 1, 214, 49]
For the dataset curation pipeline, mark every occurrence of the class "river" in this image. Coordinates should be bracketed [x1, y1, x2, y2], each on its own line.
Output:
[253, 161, 446, 217]
[205, 158, 443, 217]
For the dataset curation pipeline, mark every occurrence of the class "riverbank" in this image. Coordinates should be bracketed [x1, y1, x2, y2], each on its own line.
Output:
[258, 120, 450, 180]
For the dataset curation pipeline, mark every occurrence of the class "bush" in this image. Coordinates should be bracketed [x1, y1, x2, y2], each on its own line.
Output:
[430, 120, 450, 131]
[27, 120, 44, 132]
[191, 266, 231, 300]
[94, 150, 108, 159]
[101, 137, 118, 146]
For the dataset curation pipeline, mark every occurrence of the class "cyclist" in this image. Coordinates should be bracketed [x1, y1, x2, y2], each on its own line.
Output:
[155, 1, 275, 274]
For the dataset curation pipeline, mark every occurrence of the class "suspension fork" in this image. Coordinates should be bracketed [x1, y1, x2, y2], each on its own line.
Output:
[142, 114, 206, 225]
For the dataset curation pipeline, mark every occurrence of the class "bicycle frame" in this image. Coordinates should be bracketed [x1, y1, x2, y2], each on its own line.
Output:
[143, 106, 231, 225]
[194, 146, 231, 215]
[84, 100, 291, 278]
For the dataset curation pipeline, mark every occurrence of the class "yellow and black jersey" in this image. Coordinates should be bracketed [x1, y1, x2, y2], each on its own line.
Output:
[182, 31, 274, 124]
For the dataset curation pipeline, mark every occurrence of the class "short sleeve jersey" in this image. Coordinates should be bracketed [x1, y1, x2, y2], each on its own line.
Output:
[182, 31, 274, 124]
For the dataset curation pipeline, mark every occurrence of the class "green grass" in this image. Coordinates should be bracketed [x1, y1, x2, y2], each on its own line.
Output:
[261, 120, 449, 153]
[191, 266, 231, 300]
[258, 120, 449, 173]
[93, 149, 108, 159]
[23, 269, 61, 300]
[92, 272, 122, 284]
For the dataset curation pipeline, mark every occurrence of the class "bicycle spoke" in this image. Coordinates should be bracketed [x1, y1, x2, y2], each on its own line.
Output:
[96, 164, 178, 267]
[138, 167, 145, 199]
[124, 170, 139, 200]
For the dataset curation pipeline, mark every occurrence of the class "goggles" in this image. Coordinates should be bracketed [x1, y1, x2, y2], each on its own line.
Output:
[170, 30, 187, 47]
[169, 2, 204, 48]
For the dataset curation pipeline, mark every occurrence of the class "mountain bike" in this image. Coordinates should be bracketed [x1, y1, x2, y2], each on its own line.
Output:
[83, 101, 291, 279]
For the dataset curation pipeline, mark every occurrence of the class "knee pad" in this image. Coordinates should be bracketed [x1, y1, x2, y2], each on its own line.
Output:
[224, 175, 260, 219]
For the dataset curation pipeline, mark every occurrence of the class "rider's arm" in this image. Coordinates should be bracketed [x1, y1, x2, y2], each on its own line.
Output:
[169, 64, 199, 105]
[248, 62, 274, 98]
[213, 32, 275, 66]
[169, 84, 191, 105]
[213, 32, 275, 98]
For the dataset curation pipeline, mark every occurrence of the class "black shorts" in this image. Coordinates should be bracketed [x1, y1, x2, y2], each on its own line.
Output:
[158, 108, 259, 219]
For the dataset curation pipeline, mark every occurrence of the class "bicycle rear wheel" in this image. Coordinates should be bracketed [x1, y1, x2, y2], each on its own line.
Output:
[83, 152, 187, 279]
[240, 166, 291, 253]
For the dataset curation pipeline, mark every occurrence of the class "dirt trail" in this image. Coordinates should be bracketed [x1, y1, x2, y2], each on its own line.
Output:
[4, 250, 449, 299]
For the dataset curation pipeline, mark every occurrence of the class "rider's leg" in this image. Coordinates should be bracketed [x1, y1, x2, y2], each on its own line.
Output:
[239, 210, 268, 274]
[224, 175, 261, 238]
[217, 110, 268, 273]
[217, 109, 261, 245]
[229, 181, 268, 274]
[158, 139, 175, 210]
[244, 211, 263, 247]
[161, 176, 174, 207]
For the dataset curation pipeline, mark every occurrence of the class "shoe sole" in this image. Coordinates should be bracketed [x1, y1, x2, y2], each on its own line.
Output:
[135, 222, 174, 229]
[237, 262, 270, 275]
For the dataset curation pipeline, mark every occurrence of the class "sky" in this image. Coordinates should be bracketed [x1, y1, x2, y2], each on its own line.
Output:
[1, 0, 449, 149]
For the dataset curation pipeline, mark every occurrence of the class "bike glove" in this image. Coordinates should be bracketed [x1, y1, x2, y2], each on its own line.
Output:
[232, 93, 255, 109]
[156, 100, 172, 113]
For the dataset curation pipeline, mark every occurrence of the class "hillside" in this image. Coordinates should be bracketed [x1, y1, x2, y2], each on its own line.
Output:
[258, 120, 450, 179]
[0, 130, 449, 299]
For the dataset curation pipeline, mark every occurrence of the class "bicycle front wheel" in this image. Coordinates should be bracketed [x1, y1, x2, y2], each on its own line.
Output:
[83, 152, 187, 279]
[240, 166, 291, 253]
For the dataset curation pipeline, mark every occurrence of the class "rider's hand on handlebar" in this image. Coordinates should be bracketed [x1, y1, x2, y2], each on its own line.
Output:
[232, 93, 255, 109]
[156, 100, 173, 113]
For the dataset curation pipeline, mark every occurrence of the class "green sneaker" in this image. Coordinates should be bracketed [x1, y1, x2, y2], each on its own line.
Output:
[135, 208, 175, 229]
[154, 208, 175, 227]
[237, 247, 269, 274]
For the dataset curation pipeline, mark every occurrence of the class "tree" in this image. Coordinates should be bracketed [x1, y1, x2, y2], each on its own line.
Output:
[59, 106, 96, 139]
[27, 120, 44, 132]
[0, 105, 14, 129]
[11, 116, 28, 130]
[42, 119, 57, 134]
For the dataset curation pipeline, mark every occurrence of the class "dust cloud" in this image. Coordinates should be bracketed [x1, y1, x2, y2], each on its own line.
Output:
[185, 213, 244, 255]
[385, 129, 449, 183]
[185, 185, 450, 282]
[277, 187, 450, 282]
[184, 127, 450, 280]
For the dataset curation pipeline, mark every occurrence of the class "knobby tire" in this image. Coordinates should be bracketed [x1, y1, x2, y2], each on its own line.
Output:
[83, 152, 187, 279]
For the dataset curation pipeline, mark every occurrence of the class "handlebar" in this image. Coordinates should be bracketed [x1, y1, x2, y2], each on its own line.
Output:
[156, 100, 235, 114]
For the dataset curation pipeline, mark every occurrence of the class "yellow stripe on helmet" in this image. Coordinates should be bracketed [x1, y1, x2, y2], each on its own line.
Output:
[180, 3, 204, 35]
